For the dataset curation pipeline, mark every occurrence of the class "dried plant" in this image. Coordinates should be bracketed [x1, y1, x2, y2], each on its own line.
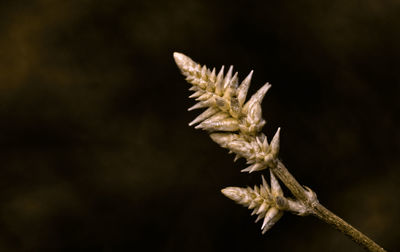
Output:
[173, 52, 386, 252]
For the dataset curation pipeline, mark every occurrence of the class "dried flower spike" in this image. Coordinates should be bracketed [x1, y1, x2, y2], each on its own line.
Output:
[174, 52, 279, 173]
[174, 52, 269, 135]
[174, 52, 386, 252]
[221, 170, 308, 234]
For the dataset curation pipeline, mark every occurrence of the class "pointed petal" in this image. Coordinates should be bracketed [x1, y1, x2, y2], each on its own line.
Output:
[270, 127, 281, 157]
[209, 132, 240, 148]
[256, 202, 269, 214]
[195, 112, 229, 128]
[215, 66, 225, 96]
[262, 135, 269, 151]
[253, 185, 259, 194]
[248, 201, 257, 209]
[189, 107, 219, 126]
[260, 185, 267, 197]
[241, 162, 267, 173]
[200, 65, 207, 79]
[209, 67, 216, 82]
[251, 163, 266, 173]
[246, 159, 255, 165]
[201, 111, 230, 124]
[197, 117, 239, 132]
[261, 207, 281, 231]
[242, 82, 271, 114]
[196, 92, 213, 101]
[233, 154, 241, 162]
[262, 211, 283, 234]
[231, 72, 239, 89]
[222, 65, 233, 90]
[261, 175, 271, 196]
[227, 72, 239, 92]
[188, 102, 204, 111]
[229, 72, 238, 89]
[270, 170, 283, 196]
[223, 72, 238, 101]
[207, 68, 216, 91]
[188, 99, 214, 111]
[189, 91, 203, 98]
[252, 207, 259, 216]
[241, 164, 255, 173]
[247, 102, 263, 125]
[255, 211, 266, 223]
[189, 86, 200, 91]
[237, 70, 253, 107]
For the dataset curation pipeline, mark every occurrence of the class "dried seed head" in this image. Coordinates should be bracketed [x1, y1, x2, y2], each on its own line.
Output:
[175, 53, 315, 238]
[221, 175, 289, 234]
[174, 52, 273, 137]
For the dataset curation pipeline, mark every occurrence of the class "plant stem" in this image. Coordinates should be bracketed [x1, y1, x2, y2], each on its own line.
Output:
[271, 161, 386, 252]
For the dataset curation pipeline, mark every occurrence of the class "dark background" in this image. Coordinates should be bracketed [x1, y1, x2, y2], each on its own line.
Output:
[0, 0, 399, 251]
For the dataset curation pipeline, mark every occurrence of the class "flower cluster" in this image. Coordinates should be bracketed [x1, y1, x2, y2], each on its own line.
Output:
[173, 52, 304, 234]
[173, 52, 279, 172]
[173, 52, 388, 252]
[221, 171, 285, 234]
[210, 130, 280, 173]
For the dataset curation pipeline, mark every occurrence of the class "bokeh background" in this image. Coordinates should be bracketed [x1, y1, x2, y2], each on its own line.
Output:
[0, 0, 399, 251]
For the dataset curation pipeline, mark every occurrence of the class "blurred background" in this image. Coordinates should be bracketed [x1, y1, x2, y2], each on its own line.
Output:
[0, 0, 399, 251]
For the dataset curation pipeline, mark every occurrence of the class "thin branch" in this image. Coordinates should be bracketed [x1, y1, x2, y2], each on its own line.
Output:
[273, 161, 386, 252]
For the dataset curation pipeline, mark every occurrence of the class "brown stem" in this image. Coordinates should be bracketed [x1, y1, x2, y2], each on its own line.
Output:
[312, 203, 385, 252]
[271, 160, 386, 252]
